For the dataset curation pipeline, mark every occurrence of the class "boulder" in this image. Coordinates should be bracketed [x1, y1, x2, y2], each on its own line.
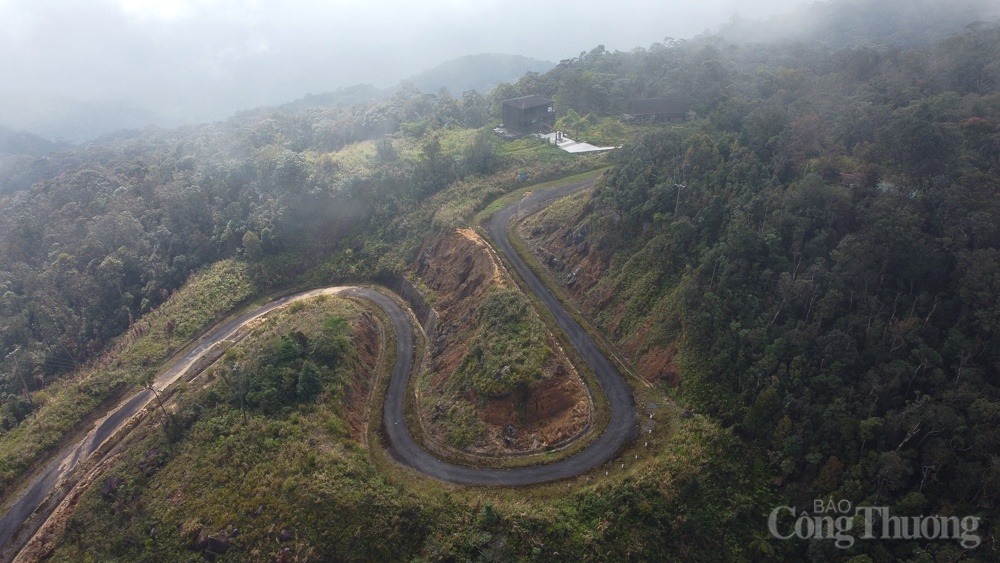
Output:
[101, 476, 121, 499]
[195, 527, 209, 550]
[206, 535, 231, 554]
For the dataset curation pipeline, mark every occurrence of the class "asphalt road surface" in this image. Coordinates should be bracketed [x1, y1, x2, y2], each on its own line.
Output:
[377, 176, 637, 484]
[0, 176, 636, 556]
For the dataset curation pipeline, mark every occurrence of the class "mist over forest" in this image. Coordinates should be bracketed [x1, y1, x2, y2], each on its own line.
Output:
[2, 0, 993, 143]
[1, 0, 1000, 560]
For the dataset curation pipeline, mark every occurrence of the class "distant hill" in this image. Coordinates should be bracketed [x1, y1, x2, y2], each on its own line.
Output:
[0, 125, 66, 155]
[274, 54, 555, 113]
[400, 53, 555, 95]
[0, 126, 75, 194]
[275, 83, 388, 113]
[0, 93, 159, 144]
[715, 0, 1000, 48]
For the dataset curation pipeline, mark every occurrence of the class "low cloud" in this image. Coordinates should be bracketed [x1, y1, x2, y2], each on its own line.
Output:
[0, 0, 815, 140]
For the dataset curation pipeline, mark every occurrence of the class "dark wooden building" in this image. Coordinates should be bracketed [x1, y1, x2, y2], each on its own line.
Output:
[501, 95, 555, 133]
[624, 97, 692, 122]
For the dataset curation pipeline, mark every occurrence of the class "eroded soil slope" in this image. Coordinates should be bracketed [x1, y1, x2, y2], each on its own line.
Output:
[15, 295, 387, 562]
[413, 229, 591, 455]
[340, 307, 385, 441]
[517, 189, 680, 386]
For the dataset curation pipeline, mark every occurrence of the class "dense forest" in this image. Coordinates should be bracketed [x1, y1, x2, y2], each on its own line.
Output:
[1, 0, 999, 560]
[0, 80, 517, 427]
[537, 15, 1000, 562]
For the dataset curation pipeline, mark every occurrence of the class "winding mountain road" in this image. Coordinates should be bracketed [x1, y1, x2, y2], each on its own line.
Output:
[0, 176, 635, 557]
[0, 286, 352, 558]
[377, 176, 637, 483]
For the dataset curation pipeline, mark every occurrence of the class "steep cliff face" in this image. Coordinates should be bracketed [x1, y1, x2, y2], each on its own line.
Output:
[416, 229, 503, 391]
[517, 189, 680, 386]
[413, 229, 591, 454]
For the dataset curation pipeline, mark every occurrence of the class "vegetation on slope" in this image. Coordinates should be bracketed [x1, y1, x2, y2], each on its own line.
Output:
[3, 0, 999, 559]
[45, 294, 388, 561]
[0, 83, 483, 398]
[0, 259, 254, 495]
[0, 72, 607, 512]
[520, 17, 1000, 563]
[50, 334, 770, 562]
[410, 229, 592, 457]
[450, 289, 551, 399]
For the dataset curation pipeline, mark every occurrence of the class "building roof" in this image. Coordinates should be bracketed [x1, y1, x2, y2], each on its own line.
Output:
[629, 97, 690, 116]
[502, 94, 553, 110]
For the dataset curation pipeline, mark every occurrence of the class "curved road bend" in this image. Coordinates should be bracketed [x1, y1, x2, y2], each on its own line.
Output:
[1, 176, 634, 555]
[378, 176, 637, 484]
[0, 287, 349, 555]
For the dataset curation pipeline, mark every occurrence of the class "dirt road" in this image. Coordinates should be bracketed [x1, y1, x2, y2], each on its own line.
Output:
[0, 177, 635, 558]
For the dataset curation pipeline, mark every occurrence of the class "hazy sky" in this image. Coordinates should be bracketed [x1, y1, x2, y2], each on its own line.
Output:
[0, 0, 806, 140]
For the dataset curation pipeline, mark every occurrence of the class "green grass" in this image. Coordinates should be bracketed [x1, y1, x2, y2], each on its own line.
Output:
[0, 259, 257, 498]
[48, 345, 773, 562]
[473, 167, 608, 227]
[311, 140, 380, 183]
[435, 127, 479, 156]
[518, 184, 593, 232]
[448, 289, 551, 399]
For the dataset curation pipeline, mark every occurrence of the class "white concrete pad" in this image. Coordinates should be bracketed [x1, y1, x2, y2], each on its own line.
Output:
[536, 132, 618, 154]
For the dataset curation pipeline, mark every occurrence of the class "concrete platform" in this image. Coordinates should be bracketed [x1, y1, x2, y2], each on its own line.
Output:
[536, 132, 619, 154]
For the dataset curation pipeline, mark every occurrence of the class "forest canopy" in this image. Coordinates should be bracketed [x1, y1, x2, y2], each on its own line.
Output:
[1, 3, 999, 559]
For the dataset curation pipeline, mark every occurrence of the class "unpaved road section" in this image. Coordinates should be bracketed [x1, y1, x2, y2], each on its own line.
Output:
[0, 287, 351, 558]
[1, 177, 636, 559]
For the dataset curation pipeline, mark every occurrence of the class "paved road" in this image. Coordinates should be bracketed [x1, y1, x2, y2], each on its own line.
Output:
[1, 176, 636, 556]
[378, 176, 637, 484]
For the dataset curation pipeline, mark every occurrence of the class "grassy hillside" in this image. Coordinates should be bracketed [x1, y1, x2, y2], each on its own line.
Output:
[0, 259, 256, 497]
[29, 153, 776, 562]
[47, 306, 770, 561]
[4, 2, 1000, 560]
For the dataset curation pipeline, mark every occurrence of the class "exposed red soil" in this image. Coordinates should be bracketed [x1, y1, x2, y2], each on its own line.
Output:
[340, 309, 385, 442]
[517, 194, 680, 387]
[636, 345, 681, 385]
[413, 229, 591, 454]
